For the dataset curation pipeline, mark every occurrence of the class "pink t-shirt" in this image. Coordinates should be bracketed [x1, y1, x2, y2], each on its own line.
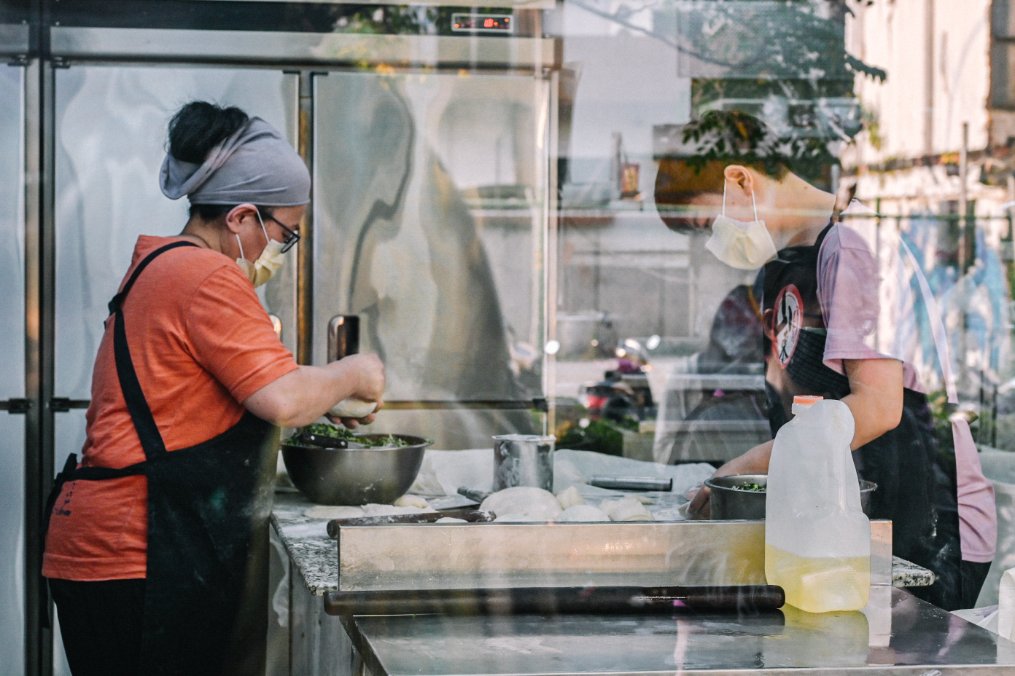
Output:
[817, 223, 996, 563]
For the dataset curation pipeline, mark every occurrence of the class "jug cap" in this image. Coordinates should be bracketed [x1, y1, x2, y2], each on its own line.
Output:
[792, 395, 823, 415]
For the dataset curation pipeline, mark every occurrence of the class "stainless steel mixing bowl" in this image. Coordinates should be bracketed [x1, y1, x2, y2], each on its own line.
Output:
[705, 474, 877, 520]
[281, 434, 429, 505]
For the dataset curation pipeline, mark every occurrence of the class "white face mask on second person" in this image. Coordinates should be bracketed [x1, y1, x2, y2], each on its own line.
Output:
[236, 211, 286, 287]
[704, 178, 778, 270]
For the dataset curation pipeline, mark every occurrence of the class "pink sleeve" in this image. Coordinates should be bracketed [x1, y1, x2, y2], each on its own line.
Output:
[817, 226, 889, 371]
[952, 419, 998, 562]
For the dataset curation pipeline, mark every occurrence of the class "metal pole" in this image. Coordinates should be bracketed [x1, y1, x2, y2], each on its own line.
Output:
[23, 49, 49, 676]
[923, 0, 934, 156]
[27, 2, 56, 672]
[958, 122, 969, 396]
[958, 121, 968, 272]
[546, 68, 560, 437]
[296, 71, 316, 365]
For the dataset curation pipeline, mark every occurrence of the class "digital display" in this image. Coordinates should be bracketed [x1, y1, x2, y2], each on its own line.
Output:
[451, 13, 513, 34]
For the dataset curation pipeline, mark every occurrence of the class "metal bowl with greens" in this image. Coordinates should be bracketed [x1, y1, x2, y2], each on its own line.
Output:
[705, 474, 877, 520]
[281, 423, 430, 505]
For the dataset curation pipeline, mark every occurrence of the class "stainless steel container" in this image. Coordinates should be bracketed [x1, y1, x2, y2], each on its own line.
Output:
[492, 434, 555, 491]
[281, 433, 429, 505]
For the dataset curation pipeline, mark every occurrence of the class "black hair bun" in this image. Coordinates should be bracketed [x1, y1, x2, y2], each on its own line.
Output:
[167, 101, 249, 164]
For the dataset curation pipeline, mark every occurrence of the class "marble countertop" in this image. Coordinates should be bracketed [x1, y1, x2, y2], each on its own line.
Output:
[271, 489, 341, 596]
[270, 490, 935, 597]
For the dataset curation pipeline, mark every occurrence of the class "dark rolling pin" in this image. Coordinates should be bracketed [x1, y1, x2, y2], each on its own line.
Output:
[323, 584, 785, 616]
[587, 476, 673, 491]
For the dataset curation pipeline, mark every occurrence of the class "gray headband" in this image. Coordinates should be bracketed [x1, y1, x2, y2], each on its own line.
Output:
[159, 117, 310, 206]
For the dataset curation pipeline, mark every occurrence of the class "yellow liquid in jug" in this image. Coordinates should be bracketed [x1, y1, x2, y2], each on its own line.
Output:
[766, 544, 870, 613]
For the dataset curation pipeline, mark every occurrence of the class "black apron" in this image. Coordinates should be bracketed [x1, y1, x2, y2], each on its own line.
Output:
[46, 241, 279, 674]
[761, 224, 964, 610]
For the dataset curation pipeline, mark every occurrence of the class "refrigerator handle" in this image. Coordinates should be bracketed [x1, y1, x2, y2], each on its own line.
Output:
[327, 315, 360, 362]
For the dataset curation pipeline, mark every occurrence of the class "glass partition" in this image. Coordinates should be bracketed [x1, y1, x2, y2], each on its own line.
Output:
[313, 70, 550, 448]
[0, 64, 26, 676]
[11, 3, 1015, 669]
[53, 66, 299, 401]
[544, 0, 1015, 465]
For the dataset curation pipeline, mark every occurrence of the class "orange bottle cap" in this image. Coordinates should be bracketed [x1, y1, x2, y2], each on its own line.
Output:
[792, 395, 823, 407]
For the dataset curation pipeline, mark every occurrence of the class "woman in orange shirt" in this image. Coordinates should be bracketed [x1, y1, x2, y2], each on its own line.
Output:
[42, 101, 385, 676]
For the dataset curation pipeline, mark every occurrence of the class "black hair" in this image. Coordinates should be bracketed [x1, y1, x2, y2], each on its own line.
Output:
[654, 109, 834, 232]
[189, 204, 279, 222]
[166, 101, 251, 221]
[167, 100, 249, 163]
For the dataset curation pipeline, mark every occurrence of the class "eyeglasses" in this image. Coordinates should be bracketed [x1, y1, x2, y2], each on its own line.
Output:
[263, 214, 301, 253]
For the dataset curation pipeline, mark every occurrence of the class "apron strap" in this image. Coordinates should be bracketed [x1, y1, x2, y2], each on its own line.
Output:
[110, 241, 199, 460]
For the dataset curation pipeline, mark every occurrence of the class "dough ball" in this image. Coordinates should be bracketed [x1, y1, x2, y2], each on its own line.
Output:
[555, 504, 610, 522]
[493, 512, 551, 523]
[393, 494, 431, 510]
[600, 496, 654, 521]
[328, 398, 377, 418]
[304, 505, 365, 520]
[555, 485, 585, 510]
[362, 503, 429, 517]
[481, 486, 563, 522]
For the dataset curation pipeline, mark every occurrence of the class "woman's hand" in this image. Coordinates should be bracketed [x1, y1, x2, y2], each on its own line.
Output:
[326, 400, 384, 429]
[317, 354, 385, 428]
[337, 353, 386, 404]
[686, 440, 774, 518]
[242, 353, 386, 428]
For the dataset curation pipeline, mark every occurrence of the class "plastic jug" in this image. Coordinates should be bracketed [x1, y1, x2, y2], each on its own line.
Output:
[765, 396, 871, 612]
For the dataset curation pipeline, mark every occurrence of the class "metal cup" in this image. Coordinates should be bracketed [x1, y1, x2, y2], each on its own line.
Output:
[492, 434, 555, 491]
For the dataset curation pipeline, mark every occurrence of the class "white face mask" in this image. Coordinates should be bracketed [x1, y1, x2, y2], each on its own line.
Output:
[704, 179, 778, 270]
[236, 212, 286, 287]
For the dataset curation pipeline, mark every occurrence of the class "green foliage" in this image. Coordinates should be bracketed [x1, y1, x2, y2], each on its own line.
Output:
[675, 0, 849, 80]
[667, 0, 886, 184]
[860, 105, 884, 151]
[679, 108, 841, 185]
[845, 53, 887, 83]
[556, 419, 625, 456]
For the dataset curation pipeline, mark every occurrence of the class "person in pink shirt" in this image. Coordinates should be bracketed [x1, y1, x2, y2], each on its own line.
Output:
[655, 110, 996, 610]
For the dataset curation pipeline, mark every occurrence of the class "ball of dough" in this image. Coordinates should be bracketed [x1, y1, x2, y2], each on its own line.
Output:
[328, 398, 377, 418]
[393, 494, 432, 510]
[600, 496, 654, 521]
[555, 504, 610, 522]
[481, 486, 563, 522]
[555, 485, 586, 510]
[304, 505, 364, 520]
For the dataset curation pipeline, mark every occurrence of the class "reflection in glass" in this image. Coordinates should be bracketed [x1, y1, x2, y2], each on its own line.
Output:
[0, 65, 26, 676]
[53, 66, 298, 399]
[314, 71, 549, 447]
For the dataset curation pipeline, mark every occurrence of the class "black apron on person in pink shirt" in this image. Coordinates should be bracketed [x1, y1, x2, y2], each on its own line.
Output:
[761, 223, 964, 610]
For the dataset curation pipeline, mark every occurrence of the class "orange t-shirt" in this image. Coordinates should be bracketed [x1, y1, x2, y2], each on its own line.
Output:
[42, 236, 298, 581]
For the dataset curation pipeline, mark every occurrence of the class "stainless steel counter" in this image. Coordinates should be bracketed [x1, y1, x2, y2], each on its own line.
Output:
[345, 589, 1015, 674]
[270, 492, 1011, 676]
[270, 491, 934, 595]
